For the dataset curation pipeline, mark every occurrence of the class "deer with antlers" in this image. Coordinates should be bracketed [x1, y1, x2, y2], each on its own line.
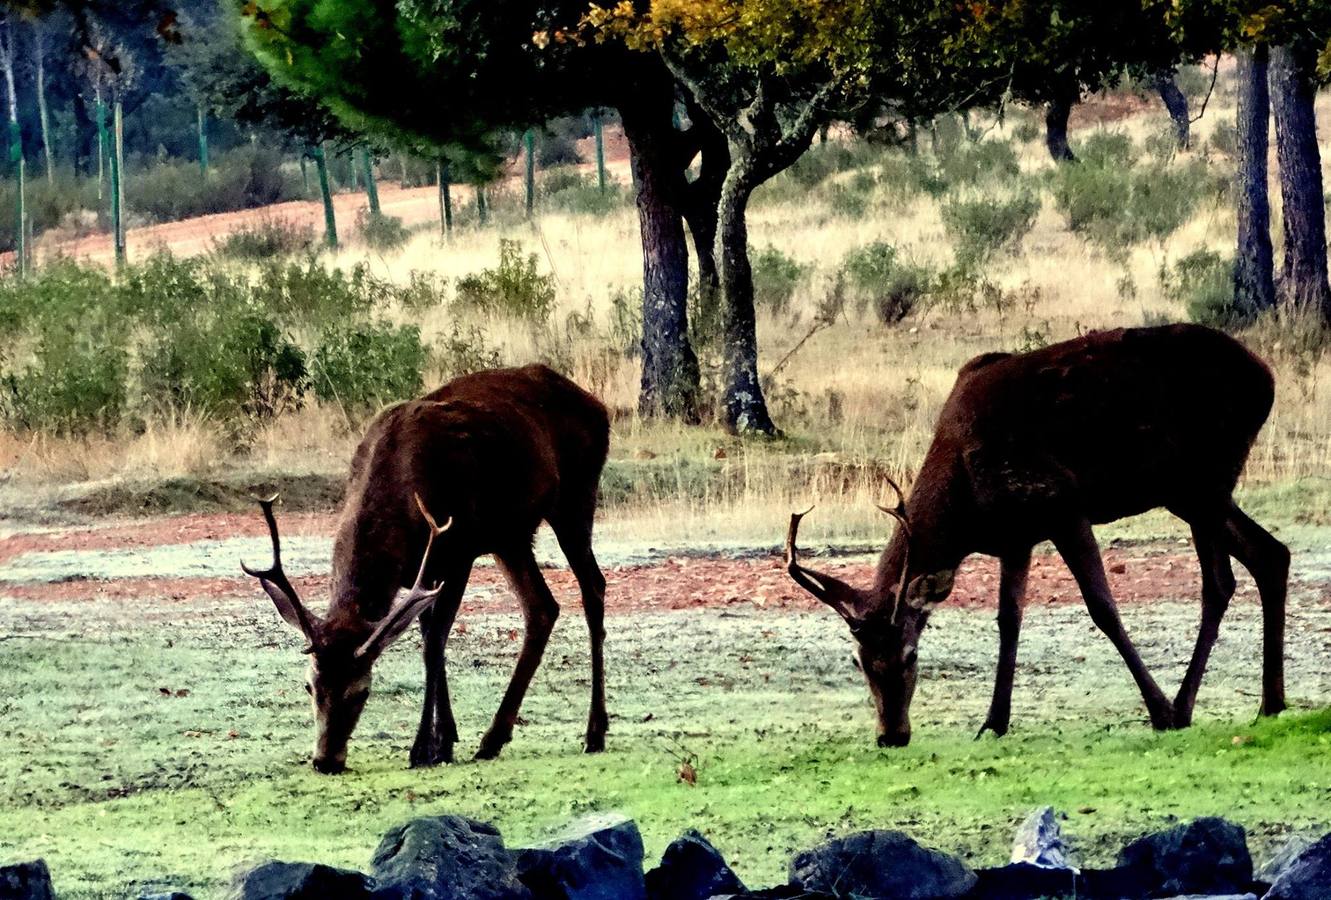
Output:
[243, 365, 610, 773]
[787, 324, 1288, 747]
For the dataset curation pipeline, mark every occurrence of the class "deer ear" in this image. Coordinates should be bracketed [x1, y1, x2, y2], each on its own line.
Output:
[905, 569, 956, 611]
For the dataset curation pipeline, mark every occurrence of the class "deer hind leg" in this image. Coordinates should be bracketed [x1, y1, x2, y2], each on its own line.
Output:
[551, 511, 609, 753]
[1053, 518, 1176, 730]
[410, 563, 471, 768]
[1173, 523, 1236, 728]
[978, 548, 1032, 739]
[476, 546, 560, 760]
[1222, 503, 1289, 716]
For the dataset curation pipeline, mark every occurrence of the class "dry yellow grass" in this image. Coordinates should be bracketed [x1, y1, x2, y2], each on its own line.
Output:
[3, 76, 1330, 543]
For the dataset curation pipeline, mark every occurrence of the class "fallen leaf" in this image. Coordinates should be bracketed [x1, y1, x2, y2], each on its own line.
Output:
[678, 760, 697, 786]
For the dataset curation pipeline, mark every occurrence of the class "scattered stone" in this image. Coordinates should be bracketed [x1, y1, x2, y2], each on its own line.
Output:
[971, 862, 1078, 899]
[789, 830, 977, 899]
[1115, 817, 1252, 897]
[138, 893, 195, 900]
[1266, 832, 1331, 900]
[515, 813, 645, 900]
[1010, 807, 1074, 870]
[371, 815, 530, 900]
[1258, 834, 1318, 883]
[0, 860, 54, 900]
[227, 860, 372, 900]
[644, 829, 744, 900]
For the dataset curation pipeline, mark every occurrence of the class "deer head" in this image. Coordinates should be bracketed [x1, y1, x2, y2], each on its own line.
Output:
[242, 493, 451, 773]
[786, 478, 955, 747]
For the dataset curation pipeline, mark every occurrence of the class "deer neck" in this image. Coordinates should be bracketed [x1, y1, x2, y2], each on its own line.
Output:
[870, 462, 969, 605]
[326, 513, 406, 637]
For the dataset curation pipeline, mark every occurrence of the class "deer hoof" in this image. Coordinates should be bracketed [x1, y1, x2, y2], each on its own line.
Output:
[409, 743, 454, 768]
[584, 733, 606, 754]
[474, 733, 509, 761]
[975, 718, 1009, 740]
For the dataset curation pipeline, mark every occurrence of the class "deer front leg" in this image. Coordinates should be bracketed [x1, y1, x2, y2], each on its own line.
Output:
[476, 548, 560, 760]
[978, 548, 1032, 739]
[1173, 524, 1235, 727]
[411, 569, 469, 768]
[1223, 503, 1289, 717]
[1054, 518, 1176, 730]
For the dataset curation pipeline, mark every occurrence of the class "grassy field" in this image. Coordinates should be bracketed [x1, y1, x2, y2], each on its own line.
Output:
[3, 554, 1331, 898]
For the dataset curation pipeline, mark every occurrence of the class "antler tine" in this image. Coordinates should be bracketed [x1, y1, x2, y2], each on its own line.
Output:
[784, 505, 815, 566]
[785, 505, 833, 600]
[408, 493, 453, 597]
[240, 493, 320, 649]
[874, 476, 914, 625]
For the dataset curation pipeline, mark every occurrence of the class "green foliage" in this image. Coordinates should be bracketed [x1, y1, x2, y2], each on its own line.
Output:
[455, 239, 557, 322]
[785, 140, 885, 187]
[433, 322, 504, 380]
[940, 192, 1040, 266]
[249, 258, 385, 325]
[752, 246, 807, 315]
[1076, 132, 1138, 168]
[395, 272, 452, 311]
[213, 218, 317, 260]
[540, 170, 629, 215]
[125, 145, 303, 224]
[311, 321, 428, 414]
[1, 333, 128, 435]
[0, 176, 100, 253]
[1162, 249, 1239, 327]
[1052, 154, 1208, 250]
[841, 241, 933, 324]
[356, 208, 412, 251]
[935, 139, 1021, 187]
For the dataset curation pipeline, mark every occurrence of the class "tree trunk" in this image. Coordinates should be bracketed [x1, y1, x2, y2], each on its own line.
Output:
[437, 160, 453, 235]
[311, 143, 337, 249]
[1270, 44, 1330, 318]
[1045, 90, 1076, 162]
[1235, 46, 1276, 317]
[593, 112, 606, 193]
[682, 108, 728, 322]
[1154, 72, 1190, 150]
[111, 98, 124, 267]
[620, 98, 701, 422]
[196, 105, 209, 177]
[72, 91, 91, 177]
[715, 159, 776, 435]
[33, 26, 53, 183]
[360, 146, 380, 216]
[524, 128, 536, 217]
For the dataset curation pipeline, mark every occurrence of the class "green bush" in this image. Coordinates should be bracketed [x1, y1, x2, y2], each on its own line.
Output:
[936, 139, 1021, 187]
[1076, 132, 1138, 168]
[125, 145, 302, 224]
[311, 320, 428, 413]
[455, 239, 556, 321]
[141, 311, 307, 420]
[752, 245, 807, 314]
[356, 208, 412, 251]
[213, 217, 316, 260]
[785, 140, 884, 188]
[0, 258, 120, 338]
[395, 271, 451, 311]
[0, 176, 100, 252]
[940, 192, 1040, 265]
[1162, 249, 1238, 327]
[249, 257, 385, 325]
[842, 241, 932, 324]
[434, 322, 503, 380]
[540, 170, 628, 215]
[2, 333, 128, 434]
[1051, 156, 1205, 248]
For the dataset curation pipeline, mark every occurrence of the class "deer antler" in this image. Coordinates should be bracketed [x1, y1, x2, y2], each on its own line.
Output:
[877, 475, 913, 624]
[242, 493, 322, 652]
[355, 494, 454, 660]
[785, 505, 866, 623]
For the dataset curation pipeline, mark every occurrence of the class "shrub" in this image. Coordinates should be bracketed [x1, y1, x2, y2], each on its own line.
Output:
[455, 239, 556, 321]
[540, 171, 628, 215]
[784, 140, 883, 187]
[752, 245, 807, 314]
[538, 133, 583, 167]
[357, 208, 412, 251]
[434, 322, 503, 380]
[0, 258, 119, 338]
[214, 217, 316, 260]
[141, 311, 307, 420]
[1076, 131, 1137, 168]
[395, 271, 451, 311]
[936, 139, 1021, 187]
[1161, 249, 1238, 327]
[940, 192, 1040, 266]
[842, 241, 932, 324]
[1051, 156, 1204, 248]
[249, 257, 385, 325]
[125, 144, 302, 223]
[2, 333, 128, 434]
[311, 320, 428, 413]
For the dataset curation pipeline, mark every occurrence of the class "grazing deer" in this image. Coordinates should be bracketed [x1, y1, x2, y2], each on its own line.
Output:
[243, 364, 610, 773]
[786, 324, 1288, 747]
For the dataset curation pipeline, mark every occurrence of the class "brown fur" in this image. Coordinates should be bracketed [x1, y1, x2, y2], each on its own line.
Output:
[788, 324, 1289, 746]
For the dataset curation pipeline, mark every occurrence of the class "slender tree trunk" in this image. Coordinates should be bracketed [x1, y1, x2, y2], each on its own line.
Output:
[436, 160, 453, 235]
[196, 105, 209, 177]
[682, 109, 728, 326]
[1045, 89, 1076, 162]
[359, 146, 380, 216]
[476, 184, 487, 223]
[32, 26, 53, 183]
[715, 157, 776, 435]
[311, 143, 337, 249]
[620, 99, 701, 422]
[94, 92, 106, 201]
[1, 21, 23, 272]
[1270, 44, 1330, 318]
[111, 98, 124, 267]
[593, 112, 607, 193]
[524, 128, 536, 217]
[1235, 46, 1276, 317]
[1154, 72, 1190, 150]
[72, 91, 91, 177]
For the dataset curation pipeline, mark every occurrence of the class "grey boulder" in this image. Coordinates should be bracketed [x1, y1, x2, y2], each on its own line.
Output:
[1115, 817, 1252, 897]
[515, 813, 646, 900]
[0, 861, 54, 900]
[645, 829, 744, 900]
[1265, 832, 1331, 900]
[789, 830, 977, 899]
[228, 860, 373, 900]
[371, 815, 530, 900]
[1010, 807, 1073, 870]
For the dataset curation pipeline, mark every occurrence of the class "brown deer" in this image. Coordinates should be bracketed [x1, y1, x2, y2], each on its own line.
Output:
[786, 324, 1288, 747]
[243, 364, 610, 773]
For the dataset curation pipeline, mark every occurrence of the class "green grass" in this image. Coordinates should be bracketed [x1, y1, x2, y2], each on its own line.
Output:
[2, 581, 1330, 898]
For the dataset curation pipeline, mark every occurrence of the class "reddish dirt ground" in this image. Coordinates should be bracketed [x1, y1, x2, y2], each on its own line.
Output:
[1, 512, 1224, 614]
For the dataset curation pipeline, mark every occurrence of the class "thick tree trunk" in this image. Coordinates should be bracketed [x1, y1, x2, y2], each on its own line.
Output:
[1154, 72, 1190, 150]
[1045, 90, 1076, 162]
[621, 98, 701, 422]
[716, 157, 777, 436]
[1235, 46, 1276, 317]
[1270, 44, 1330, 318]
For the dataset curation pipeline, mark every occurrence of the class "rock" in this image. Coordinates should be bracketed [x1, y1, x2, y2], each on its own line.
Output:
[138, 893, 195, 900]
[971, 862, 1078, 899]
[789, 830, 977, 899]
[1010, 807, 1073, 869]
[1155, 895, 1257, 899]
[0, 860, 54, 900]
[708, 889, 835, 899]
[227, 860, 373, 900]
[371, 816, 530, 900]
[1115, 817, 1252, 897]
[515, 813, 645, 900]
[1266, 832, 1331, 900]
[1258, 834, 1317, 883]
[645, 829, 744, 900]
